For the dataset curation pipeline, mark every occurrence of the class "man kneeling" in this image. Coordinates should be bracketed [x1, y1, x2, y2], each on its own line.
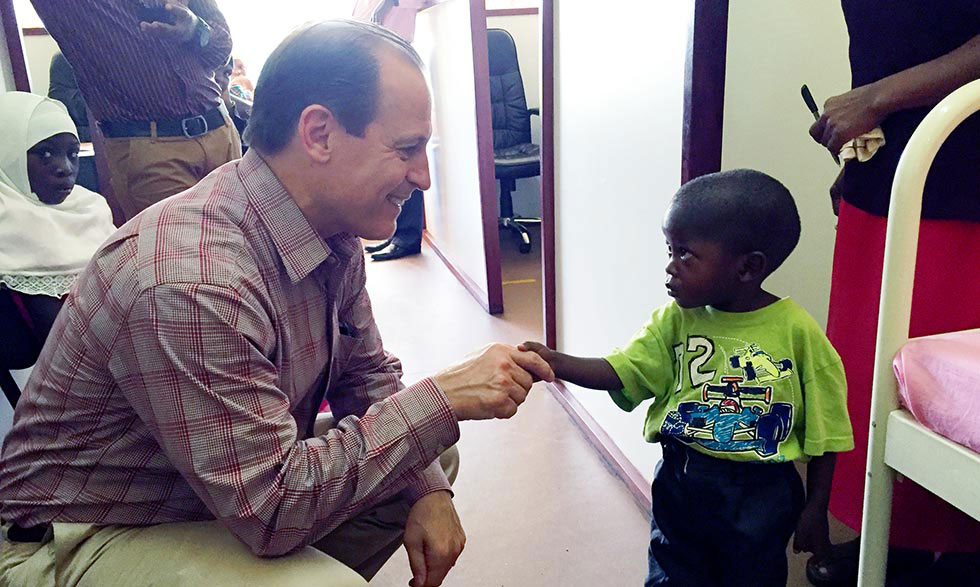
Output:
[0, 20, 553, 587]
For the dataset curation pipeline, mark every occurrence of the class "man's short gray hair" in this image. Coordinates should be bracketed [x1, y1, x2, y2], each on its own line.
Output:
[244, 19, 424, 153]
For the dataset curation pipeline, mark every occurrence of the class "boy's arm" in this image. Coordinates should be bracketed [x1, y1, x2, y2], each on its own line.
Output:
[520, 342, 623, 391]
[793, 453, 836, 557]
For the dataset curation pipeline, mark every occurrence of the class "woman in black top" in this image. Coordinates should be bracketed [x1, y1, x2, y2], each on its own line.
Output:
[808, 1, 980, 583]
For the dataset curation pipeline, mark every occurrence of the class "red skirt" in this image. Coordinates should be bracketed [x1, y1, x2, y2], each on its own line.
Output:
[827, 201, 980, 551]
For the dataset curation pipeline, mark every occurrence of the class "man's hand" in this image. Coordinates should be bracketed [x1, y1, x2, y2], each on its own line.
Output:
[404, 491, 465, 587]
[809, 83, 886, 154]
[139, 2, 198, 43]
[793, 501, 831, 558]
[434, 343, 554, 421]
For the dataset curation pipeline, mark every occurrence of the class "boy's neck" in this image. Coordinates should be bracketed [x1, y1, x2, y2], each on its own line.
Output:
[710, 287, 780, 313]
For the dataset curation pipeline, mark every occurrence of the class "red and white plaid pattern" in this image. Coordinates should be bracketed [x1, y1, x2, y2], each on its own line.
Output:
[0, 151, 459, 556]
[31, 0, 232, 122]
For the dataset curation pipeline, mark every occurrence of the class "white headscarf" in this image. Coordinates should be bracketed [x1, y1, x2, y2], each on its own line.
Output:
[0, 92, 116, 298]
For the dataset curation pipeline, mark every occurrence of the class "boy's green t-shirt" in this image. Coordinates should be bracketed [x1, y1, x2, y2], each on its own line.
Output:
[605, 298, 853, 463]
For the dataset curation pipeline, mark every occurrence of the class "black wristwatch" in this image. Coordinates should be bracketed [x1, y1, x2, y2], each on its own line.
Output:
[192, 16, 211, 48]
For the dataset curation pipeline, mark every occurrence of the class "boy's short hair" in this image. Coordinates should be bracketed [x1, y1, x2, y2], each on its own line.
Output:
[669, 169, 801, 273]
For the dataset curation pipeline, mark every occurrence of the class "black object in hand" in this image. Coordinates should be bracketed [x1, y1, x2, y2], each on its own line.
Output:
[137, 5, 174, 24]
[801, 84, 841, 166]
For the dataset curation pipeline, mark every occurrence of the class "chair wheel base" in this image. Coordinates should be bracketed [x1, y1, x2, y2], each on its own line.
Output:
[499, 217, 533, 254]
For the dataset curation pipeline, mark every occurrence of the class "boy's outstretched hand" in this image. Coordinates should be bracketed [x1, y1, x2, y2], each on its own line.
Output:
[519, 341, 557, 368]
[518, 342, 624, 391]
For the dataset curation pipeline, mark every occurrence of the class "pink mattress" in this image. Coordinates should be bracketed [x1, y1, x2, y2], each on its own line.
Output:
[893, 329, 980, 453]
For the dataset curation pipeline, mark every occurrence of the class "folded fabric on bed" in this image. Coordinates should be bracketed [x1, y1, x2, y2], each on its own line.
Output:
[894, 329, 980, 453]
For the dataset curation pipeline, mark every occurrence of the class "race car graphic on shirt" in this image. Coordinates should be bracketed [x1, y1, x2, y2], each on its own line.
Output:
[661, 375, 793, 457]
[729, 343, 794, 384]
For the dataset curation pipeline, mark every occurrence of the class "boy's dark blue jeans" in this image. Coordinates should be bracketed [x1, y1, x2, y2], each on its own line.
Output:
[645, 440, 805, 587]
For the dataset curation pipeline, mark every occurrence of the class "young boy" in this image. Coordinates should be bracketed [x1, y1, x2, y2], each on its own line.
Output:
[523, 169, 853, 587]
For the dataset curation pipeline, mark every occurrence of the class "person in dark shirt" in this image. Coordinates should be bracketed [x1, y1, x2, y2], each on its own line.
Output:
[31, 0, 240, 220]
[807, 1, 980, 584]
[47, 52, 90, 142]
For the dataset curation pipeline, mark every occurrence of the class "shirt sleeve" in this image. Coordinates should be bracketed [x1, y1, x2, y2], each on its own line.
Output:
[110, 282, 459, 557]
[325, 253, 458, 501]
[604, 317, 673, 412]
[188, 0, 233, 71]
[801, 359, 855, 457]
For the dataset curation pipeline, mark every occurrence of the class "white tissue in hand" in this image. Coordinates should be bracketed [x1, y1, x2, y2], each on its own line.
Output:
[839, 127, 885, 163]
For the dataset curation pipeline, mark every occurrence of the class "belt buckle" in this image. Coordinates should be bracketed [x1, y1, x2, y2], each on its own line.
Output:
[181, 114, 209, 138]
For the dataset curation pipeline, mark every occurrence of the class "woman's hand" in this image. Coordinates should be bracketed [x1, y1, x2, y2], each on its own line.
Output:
[809, 84, 887, 154]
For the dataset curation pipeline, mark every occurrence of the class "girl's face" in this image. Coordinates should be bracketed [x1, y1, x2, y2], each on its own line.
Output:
[27, 132, 80, 205]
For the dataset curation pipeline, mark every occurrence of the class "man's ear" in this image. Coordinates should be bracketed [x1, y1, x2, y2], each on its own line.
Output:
[737, 251, 769, 282]
[296, 104, 342, 164]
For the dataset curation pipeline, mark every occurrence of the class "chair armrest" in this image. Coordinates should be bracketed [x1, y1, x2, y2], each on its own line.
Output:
[528, 107, 540, 117]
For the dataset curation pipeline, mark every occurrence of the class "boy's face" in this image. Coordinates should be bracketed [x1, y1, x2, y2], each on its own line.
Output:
[27, 132, 80, 205]
[662, 207, 741, 309]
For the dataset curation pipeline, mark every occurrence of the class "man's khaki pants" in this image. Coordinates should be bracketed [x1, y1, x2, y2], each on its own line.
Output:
[102, 115, 241, 221]
[0, 414, 458, 587]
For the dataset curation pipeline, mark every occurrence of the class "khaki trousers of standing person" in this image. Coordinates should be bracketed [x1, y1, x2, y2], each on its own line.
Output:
[101, 115, 242, 221]
[0, 412, 459, 587]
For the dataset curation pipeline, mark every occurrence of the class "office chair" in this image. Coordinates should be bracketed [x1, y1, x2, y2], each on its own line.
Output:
[487, 28, 540, 254]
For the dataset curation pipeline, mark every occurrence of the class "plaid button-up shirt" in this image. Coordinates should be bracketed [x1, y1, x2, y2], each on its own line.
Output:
[0, 151, 459, 556]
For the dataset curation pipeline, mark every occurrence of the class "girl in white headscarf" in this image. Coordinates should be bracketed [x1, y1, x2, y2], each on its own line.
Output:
[0, 91, 115, 372]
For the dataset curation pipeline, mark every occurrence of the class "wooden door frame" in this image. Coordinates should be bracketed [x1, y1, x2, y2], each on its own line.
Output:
[1, 0, 31, 91]
[470, 0, 505, 314]
[540, 0, 556, 347]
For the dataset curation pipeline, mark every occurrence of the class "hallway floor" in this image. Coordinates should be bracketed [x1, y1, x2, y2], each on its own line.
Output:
[364, 237, 842, 586]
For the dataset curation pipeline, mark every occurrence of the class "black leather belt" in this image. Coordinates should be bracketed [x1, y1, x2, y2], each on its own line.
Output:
[6, 522, 50, 543]
[99, 108, 226, 139]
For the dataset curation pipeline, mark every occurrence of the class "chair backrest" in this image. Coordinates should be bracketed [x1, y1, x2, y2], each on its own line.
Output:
[487, 28, 532, 150]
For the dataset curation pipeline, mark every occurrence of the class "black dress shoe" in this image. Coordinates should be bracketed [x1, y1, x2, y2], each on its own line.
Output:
[364, 238, 393, 254]
[371, 243, 421, 262]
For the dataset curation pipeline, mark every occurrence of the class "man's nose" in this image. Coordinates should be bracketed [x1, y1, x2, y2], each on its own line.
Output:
[409, 150, 431, 191]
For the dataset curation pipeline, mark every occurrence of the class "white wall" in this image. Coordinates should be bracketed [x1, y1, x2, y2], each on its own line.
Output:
[22, 33, 58, 94]
[722, 2, 851, 327]
[487, 13, 541, 217]
[222, 1, 355, 77]
[554, 1, 692, 481]
[415, 0, 490, 298]
[12, 0, 41, 28]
